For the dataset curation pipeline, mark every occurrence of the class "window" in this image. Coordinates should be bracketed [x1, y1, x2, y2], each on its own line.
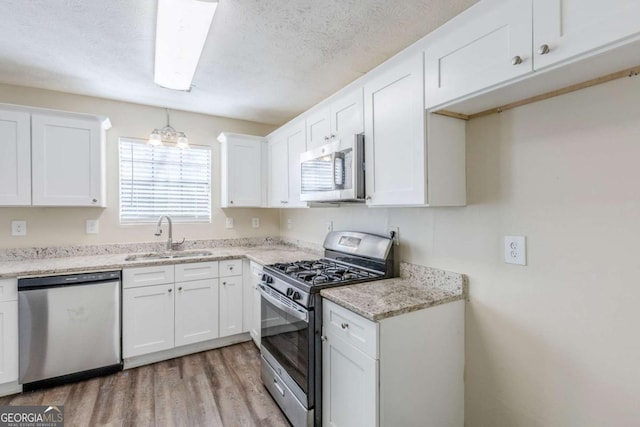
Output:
[119, 138, 211, 223]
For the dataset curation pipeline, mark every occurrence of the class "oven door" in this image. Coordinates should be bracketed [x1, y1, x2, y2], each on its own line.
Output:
[259, 284, 313, 408]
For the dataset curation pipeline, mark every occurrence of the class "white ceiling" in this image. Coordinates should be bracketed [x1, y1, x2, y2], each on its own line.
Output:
[0, 0, 477, 125]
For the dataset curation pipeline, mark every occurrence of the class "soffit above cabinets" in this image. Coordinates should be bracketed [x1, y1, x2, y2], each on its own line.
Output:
[0, 0, 477, 125]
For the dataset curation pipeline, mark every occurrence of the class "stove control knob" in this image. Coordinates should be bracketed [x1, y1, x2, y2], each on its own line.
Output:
[263, 275, 273, 284]
[286, 288, 294, 297]
[261, 274, 267, 282]
[292, 291, 301, 300]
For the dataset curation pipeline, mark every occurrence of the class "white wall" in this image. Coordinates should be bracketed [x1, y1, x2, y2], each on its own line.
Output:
[0, 84, 279, 248]
[280, 76, 640, 426]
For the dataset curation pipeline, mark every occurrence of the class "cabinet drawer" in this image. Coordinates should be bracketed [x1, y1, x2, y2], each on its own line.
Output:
[323, 300, 378, 359]
[0, 279, 17, 302]
[175, 261, 219, 282]
[219, 259, 242, 277]
[123, 265, 174, 289]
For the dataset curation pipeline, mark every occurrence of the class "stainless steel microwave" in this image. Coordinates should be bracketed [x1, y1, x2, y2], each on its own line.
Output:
[299, 133, 365, 202]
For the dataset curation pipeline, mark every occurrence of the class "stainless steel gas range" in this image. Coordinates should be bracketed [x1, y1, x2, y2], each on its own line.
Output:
[259, 231, 395, 427]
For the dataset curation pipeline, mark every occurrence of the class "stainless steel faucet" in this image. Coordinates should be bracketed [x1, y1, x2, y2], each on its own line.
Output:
[155, 215, 173, 251]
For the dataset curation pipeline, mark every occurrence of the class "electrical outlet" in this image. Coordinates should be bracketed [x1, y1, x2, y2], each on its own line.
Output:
[504, 236, 526, 265]
[252, 218, 260, 228]
[86, 219, 99, 234]
[225, 217, 234, 229]
[326, 221, 333, 233]
[287, 218, 293, 230]
[11, 220, 27, 236]
[387, 226, 399, 246]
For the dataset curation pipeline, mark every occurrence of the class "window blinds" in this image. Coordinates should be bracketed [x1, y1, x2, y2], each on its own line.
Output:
[119, 138, 211, 223]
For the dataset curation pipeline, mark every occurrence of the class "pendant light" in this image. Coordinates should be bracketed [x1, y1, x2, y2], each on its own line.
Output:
[148, 109, 189, 148]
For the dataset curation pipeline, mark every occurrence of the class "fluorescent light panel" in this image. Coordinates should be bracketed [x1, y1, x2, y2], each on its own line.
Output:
[154, 0, 219, 91]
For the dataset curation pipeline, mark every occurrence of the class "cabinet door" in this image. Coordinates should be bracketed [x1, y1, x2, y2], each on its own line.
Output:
[323, 334, 378, 427]
[267, 135, 289, 207]
[246, 262, 263, 347]
[175, 279, 219, 347]
[425, 0, 533, 109]
[123, 284, 175, 358]
[286, 121, 307, 208]
[224, 139, 265, 207]
[219, 276, 243, 337]
[305, 107, 331, 150]
[0, 110, 31, 206]
[330, 88, 364, 140]
[31, 114, 104, 206]
[534, 0, 640, 69]
[364, 54, 427, 206]
[0, 301, 18, 384]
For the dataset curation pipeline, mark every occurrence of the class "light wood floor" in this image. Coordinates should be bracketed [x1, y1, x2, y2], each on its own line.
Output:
[0, 341, 291, 427]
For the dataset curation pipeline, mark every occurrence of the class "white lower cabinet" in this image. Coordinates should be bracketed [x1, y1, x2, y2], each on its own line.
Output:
[123, 259, 244, 360]
[123, 284, 175, 358]
[323, 333, 378, 427]
[323, 299, 465, 427]
[219, 260, 244, 338]
[244, 261, 263, 347]
[0, 278, 18, 385]
[175, 278, 219, 347]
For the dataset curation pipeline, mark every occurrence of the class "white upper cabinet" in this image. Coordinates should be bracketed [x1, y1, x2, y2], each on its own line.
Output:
[28, 110, 108, 207]
[533, 0, 640, 69]
[305, 88, 364, 150]
[267, 120, 307, 208]
[218, 132, 267, 208]
[285, 120, 307, 208]
[425, 0, 533, 109]
[365, 53, 466, 207]
[0, 109, 31, 206]
[305, 108, 332, 150]
[365, 54, 427, 206]
[425, 0, 640, 111]
[0, 104, 109, 207]
[267, 132, 289, 207]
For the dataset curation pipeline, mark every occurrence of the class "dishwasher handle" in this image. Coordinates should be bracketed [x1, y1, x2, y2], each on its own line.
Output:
[18, 271, 121, 290]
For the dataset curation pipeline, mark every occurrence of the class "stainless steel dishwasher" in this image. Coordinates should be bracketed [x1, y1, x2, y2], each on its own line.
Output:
[18, 271, 122, 390]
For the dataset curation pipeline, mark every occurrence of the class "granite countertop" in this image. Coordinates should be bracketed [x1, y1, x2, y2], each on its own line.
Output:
[0, 243, 321, 278]
[320, 262, 467, 321]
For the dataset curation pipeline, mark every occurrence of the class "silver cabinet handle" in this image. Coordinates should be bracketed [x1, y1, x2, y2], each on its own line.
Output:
[178, 286, 182, 291]
[324, 136, 329, 141]
[273, 378, 285, 396]
[223, 281, 227, 286]
[92, 198, 98, 203]
[229, 266, 234, 270]
[281, 200, 288, 204]
[230, 200, 234, 204]
[341, 323, 349, 329]
[538, 44, 550, 55]
[365, 196, 372, 201]
[321, 335, 328, 342]
[511, 55, 523, 65]
[168, 288, 173, 293]
[330, 134, 336, 139]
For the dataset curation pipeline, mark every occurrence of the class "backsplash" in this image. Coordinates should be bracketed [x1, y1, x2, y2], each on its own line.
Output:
[0, 236, 290, 262]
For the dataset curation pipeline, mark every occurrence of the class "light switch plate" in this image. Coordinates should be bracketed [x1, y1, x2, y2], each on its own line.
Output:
[326, 221, 333, 233]
[252, 218, 260, 228]
[86, 219, 99, 234]
[225, 217, 234, 229]
[11, 220, 27, 236]
[504, 236, 526, 265]
[287, 218, 293, 230]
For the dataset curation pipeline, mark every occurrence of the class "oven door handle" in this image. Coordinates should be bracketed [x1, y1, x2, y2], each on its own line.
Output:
[258, 285, 309, 322]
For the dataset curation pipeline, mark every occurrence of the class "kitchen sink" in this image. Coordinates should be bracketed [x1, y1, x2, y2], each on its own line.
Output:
[124, 250, 214, 262]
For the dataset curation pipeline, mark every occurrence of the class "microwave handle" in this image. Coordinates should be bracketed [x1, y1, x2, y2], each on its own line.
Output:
[332, 152, 345, 190]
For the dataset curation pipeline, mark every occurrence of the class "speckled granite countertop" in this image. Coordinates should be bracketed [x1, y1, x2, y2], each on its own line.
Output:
[320, 262, 467, 321]
[0, 244, 321, 278]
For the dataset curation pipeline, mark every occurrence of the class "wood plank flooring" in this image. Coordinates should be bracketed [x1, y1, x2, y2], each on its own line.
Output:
[0, 342, 291, 427]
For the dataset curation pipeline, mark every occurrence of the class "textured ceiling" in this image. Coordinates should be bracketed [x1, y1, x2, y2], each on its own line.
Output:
[0, 0, 477, 125]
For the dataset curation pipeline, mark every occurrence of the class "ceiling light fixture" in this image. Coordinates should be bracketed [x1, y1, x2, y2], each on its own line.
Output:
[149, 109, 189, 148]
[154, 0, 219, 91]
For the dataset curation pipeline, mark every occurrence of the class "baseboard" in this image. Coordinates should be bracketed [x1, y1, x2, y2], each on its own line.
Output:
[0, 381, 22, 397]
[124, 333, 252, 369]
